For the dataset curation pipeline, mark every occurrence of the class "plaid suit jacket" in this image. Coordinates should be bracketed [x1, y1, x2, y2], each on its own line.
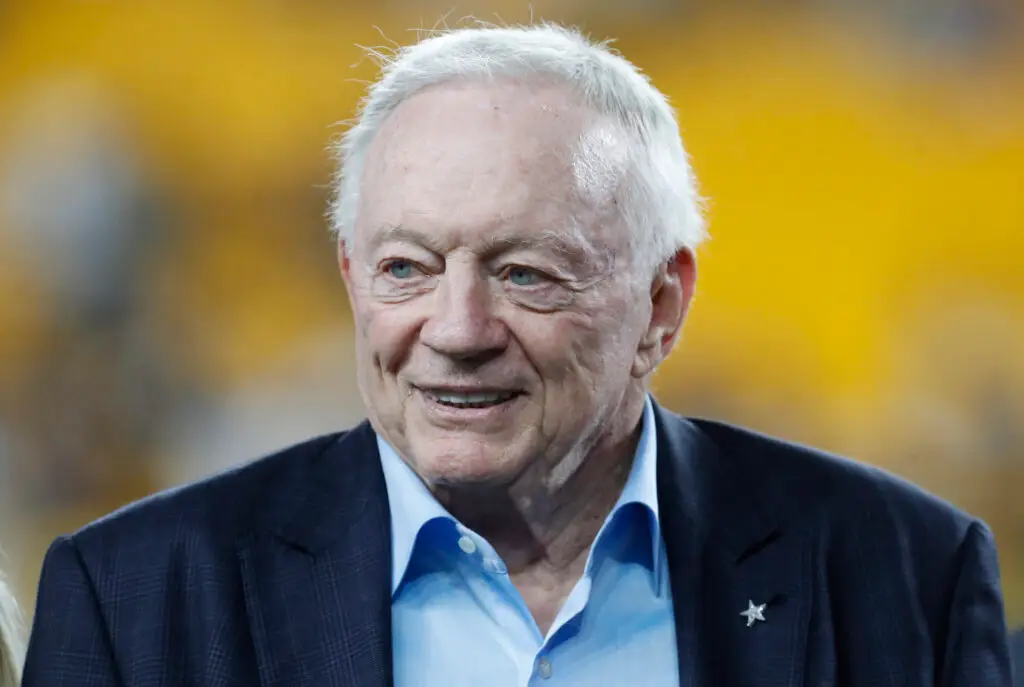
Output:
[23, 404, 1012, 686]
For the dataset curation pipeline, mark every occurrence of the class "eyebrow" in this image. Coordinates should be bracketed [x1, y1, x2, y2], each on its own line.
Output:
[486, 232, 594, 262]
[368, 223, 600, 264]
[367, 224, 445, 253]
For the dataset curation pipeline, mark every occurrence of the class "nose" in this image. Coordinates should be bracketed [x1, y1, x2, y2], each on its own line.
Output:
[420, 263, 509, 363]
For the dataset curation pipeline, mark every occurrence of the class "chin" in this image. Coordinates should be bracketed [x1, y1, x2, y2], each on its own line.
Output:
[415, 442, 524, 488]
[431, 471, 513, 490]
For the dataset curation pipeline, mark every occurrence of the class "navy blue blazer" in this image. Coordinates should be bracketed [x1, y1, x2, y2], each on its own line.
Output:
[24, 406, 1012, 685]
[1011, 629, 1024, 686]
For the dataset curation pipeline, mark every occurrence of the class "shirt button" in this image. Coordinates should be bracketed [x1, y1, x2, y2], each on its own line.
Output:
[483, 558, 507, 574]
[457, 535, 477, 554]
[536, 657, 553, 679]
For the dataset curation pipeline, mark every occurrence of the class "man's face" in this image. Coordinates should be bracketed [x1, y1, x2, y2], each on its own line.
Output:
[341, 80, 688, 488]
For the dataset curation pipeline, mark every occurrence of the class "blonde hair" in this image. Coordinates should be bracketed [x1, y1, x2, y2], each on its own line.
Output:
[0, 572, 24, 687]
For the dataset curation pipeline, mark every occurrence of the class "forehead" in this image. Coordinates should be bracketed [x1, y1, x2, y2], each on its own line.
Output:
[355, 79, 625, 255]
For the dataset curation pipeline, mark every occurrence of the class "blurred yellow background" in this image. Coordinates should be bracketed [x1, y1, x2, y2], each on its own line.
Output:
[0, 0, 1021, 629]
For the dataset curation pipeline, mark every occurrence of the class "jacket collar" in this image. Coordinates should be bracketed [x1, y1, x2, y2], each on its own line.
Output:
[653, 402, 779, 564]
[238, 423, 394, 687]
[239, 403, 805, 687]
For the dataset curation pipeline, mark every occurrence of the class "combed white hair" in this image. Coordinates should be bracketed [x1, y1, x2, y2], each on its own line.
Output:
[329, 23, 706, 277]
[0, 573, 23, 687]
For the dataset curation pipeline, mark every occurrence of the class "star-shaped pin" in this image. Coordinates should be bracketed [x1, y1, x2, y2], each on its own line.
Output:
[740, 600, 767, 627]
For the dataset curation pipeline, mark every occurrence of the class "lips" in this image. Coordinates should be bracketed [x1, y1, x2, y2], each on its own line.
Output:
[419, 388, 523, 409]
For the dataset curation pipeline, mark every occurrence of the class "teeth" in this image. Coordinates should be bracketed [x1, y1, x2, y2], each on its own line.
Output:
[431, 391, 516, 406]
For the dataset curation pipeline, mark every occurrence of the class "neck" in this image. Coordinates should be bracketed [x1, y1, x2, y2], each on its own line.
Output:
[436, 391, 647, 576]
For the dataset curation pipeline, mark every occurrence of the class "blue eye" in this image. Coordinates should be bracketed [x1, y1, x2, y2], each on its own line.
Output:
[387, 261, 415, 279]
[507, 267, 539, 286]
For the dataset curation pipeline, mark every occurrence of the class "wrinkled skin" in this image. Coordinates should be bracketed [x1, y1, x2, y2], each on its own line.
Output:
[340, 79, 695, 528]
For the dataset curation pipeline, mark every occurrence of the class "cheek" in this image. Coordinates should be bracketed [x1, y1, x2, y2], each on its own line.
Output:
[514, 311, 619, 384]
[567, 304, 640, 377]
[357, 302, 423, 373]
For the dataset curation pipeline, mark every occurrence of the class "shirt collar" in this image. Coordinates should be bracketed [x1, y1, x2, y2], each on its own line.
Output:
[587, 394, 663, 589]
[378, 395, 663, 596]
[377, 433, 451, 594]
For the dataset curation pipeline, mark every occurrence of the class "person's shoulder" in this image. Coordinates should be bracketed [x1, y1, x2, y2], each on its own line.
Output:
[1011, 627, 1024, 686]
[67, 429, 354, 555]
[683, 415, 981, 545]
[1011, 626, 1024, 655]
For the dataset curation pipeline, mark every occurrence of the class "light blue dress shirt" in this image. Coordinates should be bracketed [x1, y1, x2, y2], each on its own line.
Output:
[378, 396, 679, 686]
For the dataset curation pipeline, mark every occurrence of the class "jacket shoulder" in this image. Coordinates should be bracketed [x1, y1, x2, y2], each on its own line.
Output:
[683, 416, 994, 630]
[69, 431, 348, 552]
[687, 417, 981, 543]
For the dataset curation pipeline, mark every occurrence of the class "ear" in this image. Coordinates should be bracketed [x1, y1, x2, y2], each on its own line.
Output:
[337, 239, 354, 285]
[337, 239, 360, 313]
[631, 248, 697, 379]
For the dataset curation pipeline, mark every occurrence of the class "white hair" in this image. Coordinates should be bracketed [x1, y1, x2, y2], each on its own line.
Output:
[0, 572, 23, 687]
[330, 23, 706, 278]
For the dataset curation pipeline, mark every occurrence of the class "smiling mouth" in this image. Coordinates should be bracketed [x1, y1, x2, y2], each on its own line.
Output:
[422, 389, 523, 409]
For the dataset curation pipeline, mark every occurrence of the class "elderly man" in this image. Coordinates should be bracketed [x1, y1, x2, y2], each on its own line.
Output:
[24, 24, 1011, 687]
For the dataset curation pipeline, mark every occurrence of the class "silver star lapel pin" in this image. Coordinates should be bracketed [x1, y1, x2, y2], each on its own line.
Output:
[740, 600, 767, 627]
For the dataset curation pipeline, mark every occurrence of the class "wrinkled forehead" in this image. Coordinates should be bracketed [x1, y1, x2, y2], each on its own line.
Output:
[354, 79, 628, 258]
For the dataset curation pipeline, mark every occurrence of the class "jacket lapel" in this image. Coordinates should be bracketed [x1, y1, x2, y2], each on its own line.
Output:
[237, 423, 393, 687]
[654, 405, 811, 687]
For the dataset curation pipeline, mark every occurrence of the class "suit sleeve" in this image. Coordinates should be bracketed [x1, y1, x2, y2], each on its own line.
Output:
[940, 520, 1012, 687]
[22, 536, 124, 686]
